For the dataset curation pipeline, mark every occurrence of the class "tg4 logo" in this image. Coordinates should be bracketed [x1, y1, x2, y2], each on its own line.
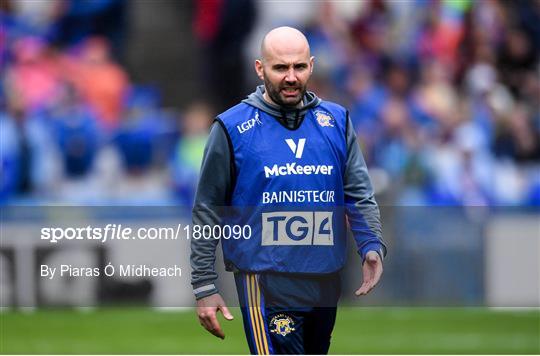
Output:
[261, 211, 334, 246]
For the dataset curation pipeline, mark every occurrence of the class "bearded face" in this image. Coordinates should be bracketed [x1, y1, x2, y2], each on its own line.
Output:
[255, 44, 314, 109]
[262, 66, 309, 108]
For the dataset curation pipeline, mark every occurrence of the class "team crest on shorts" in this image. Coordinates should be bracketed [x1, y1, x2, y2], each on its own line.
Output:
[269, 314, 296, 336]
[315, 111, 335, 127]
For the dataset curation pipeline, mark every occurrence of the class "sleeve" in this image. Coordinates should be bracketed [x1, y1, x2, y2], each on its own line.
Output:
[190, 120, 234, 299]
[343, 113, 387, 263]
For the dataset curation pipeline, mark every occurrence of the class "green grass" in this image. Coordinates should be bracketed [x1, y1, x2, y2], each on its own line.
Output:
[1, 307, 538, 354]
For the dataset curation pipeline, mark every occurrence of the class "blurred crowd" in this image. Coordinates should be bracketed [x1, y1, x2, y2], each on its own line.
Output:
[294, 0, 539, 207]
[1, 0, 539, 207]
[0, 0, 213, 205]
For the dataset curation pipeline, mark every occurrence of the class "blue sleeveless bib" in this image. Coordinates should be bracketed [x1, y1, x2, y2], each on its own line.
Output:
[218, 101, 348, 273]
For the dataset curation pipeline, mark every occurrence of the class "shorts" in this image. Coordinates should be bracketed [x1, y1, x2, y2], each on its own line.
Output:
[234, 272, 341, 355]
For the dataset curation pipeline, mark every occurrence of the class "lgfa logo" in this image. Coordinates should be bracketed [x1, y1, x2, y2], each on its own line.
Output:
[237, 111, 262, 133]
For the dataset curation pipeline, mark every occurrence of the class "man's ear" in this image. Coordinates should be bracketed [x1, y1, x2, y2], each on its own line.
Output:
[310, 56, 315, 74]
[255, 59, 264, 80]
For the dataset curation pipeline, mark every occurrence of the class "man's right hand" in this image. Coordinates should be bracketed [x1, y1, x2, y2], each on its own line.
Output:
[196, 293, 234, 339]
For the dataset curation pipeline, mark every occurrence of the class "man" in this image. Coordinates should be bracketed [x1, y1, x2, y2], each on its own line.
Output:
[191, 26, 386, 354]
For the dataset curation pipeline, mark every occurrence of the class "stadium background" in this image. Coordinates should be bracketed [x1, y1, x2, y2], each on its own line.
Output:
[0, 0, 538, 354]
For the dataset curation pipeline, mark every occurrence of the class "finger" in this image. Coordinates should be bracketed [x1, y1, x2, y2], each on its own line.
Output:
[199, 315, 213, 333]
[355, 287, 367, 296]
[208, 327, 225, 339]
[357, 270, 373, 295]
[362, 282, 375, 295]
[200, 316, 224, 339]
[355, 281, 371, 296]
[208, 314, 225, 339]
[198, 310, 224, 339]
[359, 277, 377, 294]
[219, 305, 234, 320]
[198, 312, 214, 330]
[365, 282, 375, 294]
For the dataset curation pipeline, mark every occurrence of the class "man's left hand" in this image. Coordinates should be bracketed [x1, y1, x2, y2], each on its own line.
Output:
[355, 251, 383, 296]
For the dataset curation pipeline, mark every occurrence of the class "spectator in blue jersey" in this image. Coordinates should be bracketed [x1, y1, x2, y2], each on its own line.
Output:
[190, 26, 386, 354]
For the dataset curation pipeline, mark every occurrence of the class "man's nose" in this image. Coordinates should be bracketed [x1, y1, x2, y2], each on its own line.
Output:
[285, 68, 297, 83]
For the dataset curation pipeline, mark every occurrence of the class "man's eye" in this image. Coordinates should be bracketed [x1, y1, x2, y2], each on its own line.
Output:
[274, 66, 287, 71]
[295, 65, 307, 70]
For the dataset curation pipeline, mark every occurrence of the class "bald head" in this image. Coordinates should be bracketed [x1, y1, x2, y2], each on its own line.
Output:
[255, 26, 314, 108]
[261, 26, 311, 61]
